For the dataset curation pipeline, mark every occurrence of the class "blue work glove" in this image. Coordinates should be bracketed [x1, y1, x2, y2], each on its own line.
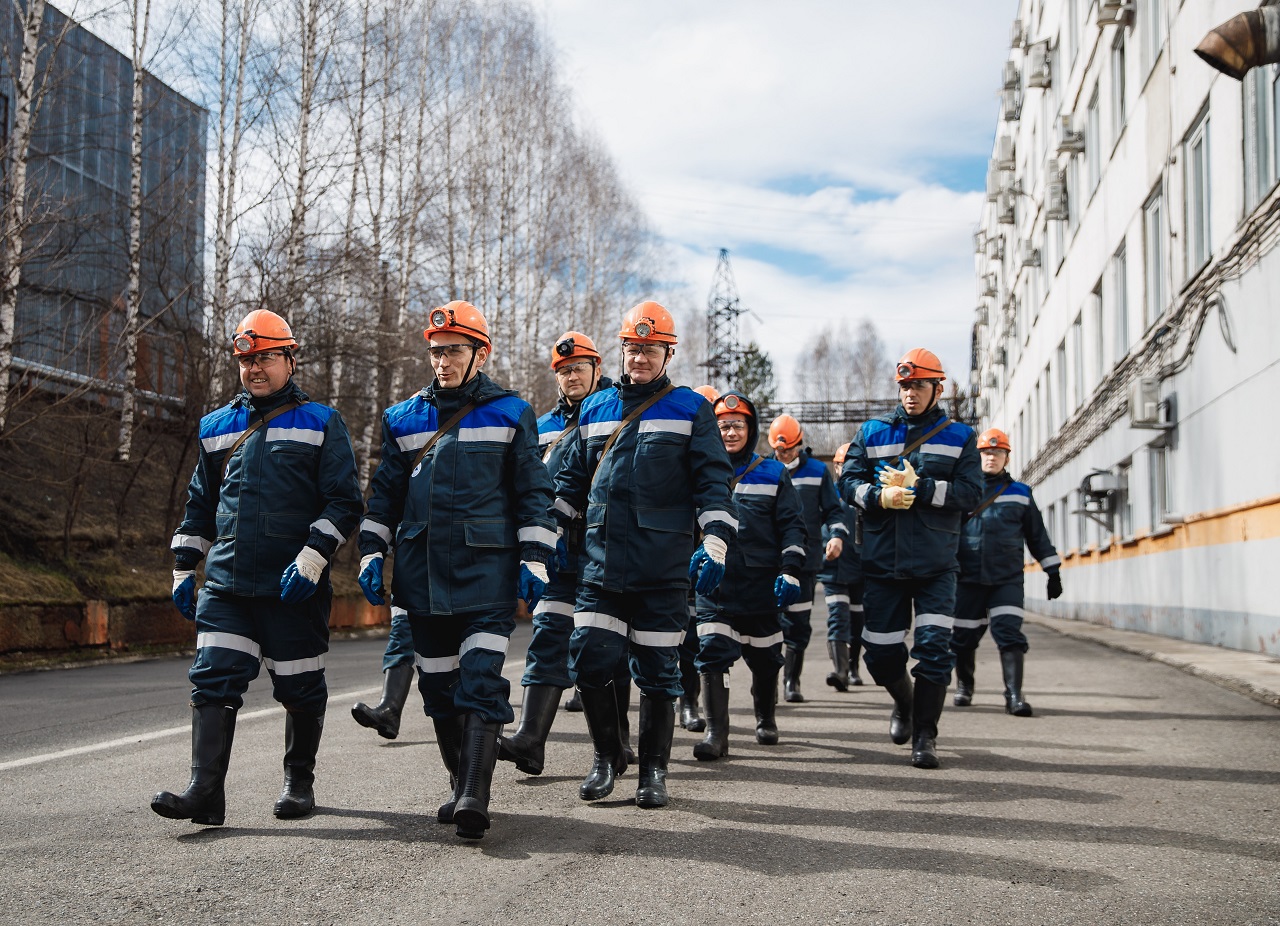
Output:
[359, 553, 386, 606]
[555, 530, 569, 576]
[280, 546, 326, 605]
[172, 569, 197, 621]
[1046, 570, 1063, 600]
[519, 561, 549, 611]
[689, 535, 728, 595]
[774, 573, 802, 609]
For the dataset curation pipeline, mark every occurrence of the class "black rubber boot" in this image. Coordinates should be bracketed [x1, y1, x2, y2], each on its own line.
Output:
[453, 714, 502, 840]
[911, 678, 948, 769]
[679, 661, 705, 732]
[616, 675, 636, 765]
[497, 684, 561, 775]
[351, 663, 415, 739]
[635, 695, 675, 808]
[783, 647, 806, 703]
[433, 715, 465, 823]
[578, 683, 628, 801]
[693, 673, 730, 760]
[953, 648, 976, 707]
[751, 667, 780, 745]
[274, 710, 324, 819]
[849, 638, 864, 686]
[563, 688, 583, 712]
[825, 640, 850, 692]
[885, 674, 913, 745]
[1001, 649, 1034, 717]
[151, 703, 237, 826]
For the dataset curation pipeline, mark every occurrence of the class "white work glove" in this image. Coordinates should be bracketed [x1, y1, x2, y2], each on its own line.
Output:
[879, 458, 919, 489]
[879, 486, 916, 510]
[701, 534, 728, 564]
[824, 536, 844, 561]
[521, 561, 550, 584]
[292, 546, 328, 583]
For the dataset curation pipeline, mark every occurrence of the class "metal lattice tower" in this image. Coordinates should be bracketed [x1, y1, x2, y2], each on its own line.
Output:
[702, 248, 747, 390]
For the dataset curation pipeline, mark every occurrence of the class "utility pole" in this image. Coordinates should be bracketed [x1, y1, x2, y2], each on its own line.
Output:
[702, 248, 746, 390]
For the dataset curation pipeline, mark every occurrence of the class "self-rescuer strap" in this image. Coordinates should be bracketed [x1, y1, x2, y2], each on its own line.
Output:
[220, 399, 303, 483]
[411, 401, 479, 474]
[731, 454, 766, 489]
[967, 481, 1011, 520]
[590, 383, 677, 490]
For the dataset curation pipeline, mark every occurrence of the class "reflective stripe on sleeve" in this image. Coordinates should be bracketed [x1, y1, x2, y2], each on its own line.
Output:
[518, 526, 558, 547]
[854, 484, 872, 508]
[361, 519, 392, 544]
[310, 518, 346, 543]
[554, 498, 579, 520]
[698, 510, 739, 531]
[931, 480, 948, 507]
[782, 544, 806, 557]
[395, 430, 438, 452]
[1040, 554, 1062, 569]
[201, 430, 247, 453]
[171, 534, 212, 555]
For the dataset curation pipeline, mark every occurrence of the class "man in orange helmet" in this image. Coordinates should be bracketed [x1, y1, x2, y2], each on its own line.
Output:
[357, 300, 557, 840]
[819, 442, 865, 690]
[498, 330, 628, 777]
[838, 348, 982, 769]
[767, 414, 849, 703]
[153, 310, 363, 827]
[953, 428, 1061, 716]
[552, 301, 738, 808]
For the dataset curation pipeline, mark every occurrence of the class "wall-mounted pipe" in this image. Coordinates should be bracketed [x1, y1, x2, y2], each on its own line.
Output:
[1195, 2, 1280, 80]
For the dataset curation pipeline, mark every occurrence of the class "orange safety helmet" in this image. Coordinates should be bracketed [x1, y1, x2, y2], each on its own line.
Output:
[768, 414, 803, 450]
[551, 331, 601, 370]
[423, 300, 491, 350]
[833, 441, 851, 466]
[895, 348, 946, 383]
[233, 309, 298, 356]
[693, 385, 721, 403]
[978, 428, 1012, 452]
[618, 301, 678, 344]
[713, 392, 754, 419]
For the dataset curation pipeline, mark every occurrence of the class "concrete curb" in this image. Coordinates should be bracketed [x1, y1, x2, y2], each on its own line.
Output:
[1025, 612, 1280, 709]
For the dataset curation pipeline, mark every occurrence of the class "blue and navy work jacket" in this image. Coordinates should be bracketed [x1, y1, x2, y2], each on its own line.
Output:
[819, 498, 863, 586]
[697, 453, 807, 615]
[959, 471, 1060, 585]
[553, 374, 739, 593]
[171, 382, 363, 598]
[359, 372, 556, 615]
[839, 405, 982, 580]
[775, 448, 847, 574]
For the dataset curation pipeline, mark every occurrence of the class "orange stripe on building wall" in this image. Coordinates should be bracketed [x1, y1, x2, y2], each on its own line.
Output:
[1026, 493, 1280, 571]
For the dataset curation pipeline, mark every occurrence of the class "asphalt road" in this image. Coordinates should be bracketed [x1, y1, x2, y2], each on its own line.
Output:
[1, 618, 1278, 926]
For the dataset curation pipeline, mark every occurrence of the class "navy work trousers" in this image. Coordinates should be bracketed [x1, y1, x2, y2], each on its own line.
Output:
[861, 573, 957, 688]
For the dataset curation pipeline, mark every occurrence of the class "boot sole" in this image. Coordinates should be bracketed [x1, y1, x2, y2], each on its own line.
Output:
[1007, 705, 1034, 717]
[680, 718, 706, 732]
[826, 674, 849, 692]
[151, 795, 224, 826]
[351, 708, 398, 740]
[692, 743, 727, 761]
[579, 782, 615, 801]
[912, 753, 940, 769]
[953, 696, 972, 707]
[453, 805, 490, 839]
[784, 694, 805, 703]
[635, 791, 668, 808]
[755, 730, 779, 745]
[498, 738, 546, 776]
[273, 798, 315, 819]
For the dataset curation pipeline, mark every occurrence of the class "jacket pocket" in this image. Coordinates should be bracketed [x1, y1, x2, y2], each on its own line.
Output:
[635, 506, 694, 535]
[264, 513, 311, 541]
[586, 504, 607, 528]
[918, 507, 960, 535]
[215, 514, 236, 541]
[463, 519, 515, 548]
[396, 521, 428, 543]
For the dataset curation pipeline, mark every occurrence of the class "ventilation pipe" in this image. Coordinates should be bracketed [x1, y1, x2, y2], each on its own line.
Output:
[1195, 1, 1280, 80]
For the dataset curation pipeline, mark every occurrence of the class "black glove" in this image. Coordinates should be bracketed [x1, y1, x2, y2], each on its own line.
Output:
[1046, 570, 1063, 600]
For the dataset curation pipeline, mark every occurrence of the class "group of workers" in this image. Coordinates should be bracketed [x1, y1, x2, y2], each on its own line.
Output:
[152, 299, 1063, 840]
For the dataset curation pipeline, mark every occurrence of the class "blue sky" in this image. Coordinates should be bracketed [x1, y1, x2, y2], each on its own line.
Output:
[542, 0, 1019, 399]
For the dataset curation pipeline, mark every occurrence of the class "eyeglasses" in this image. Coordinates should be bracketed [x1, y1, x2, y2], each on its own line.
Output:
[717, 421, 748, 433]
[622, 343, 666, 359]
[237, 351, 286, 369]
[427, 344, 475, 362]
[555, 360, 594, 377]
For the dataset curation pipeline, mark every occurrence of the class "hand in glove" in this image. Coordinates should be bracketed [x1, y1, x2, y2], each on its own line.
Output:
[1046, 570, 1063, 600]
[281, 546, 327, 604]
[359, 553, 385, 606]
[878, 458, 918, 489]
[172, 569, 197, 621]
[519, 561, 549, 611]
[824, 536, 844, 561]
[688, 535, 728, 595]
[879, 485, 915, 510]
[554, 527, 569, 577]
[774, 573, 801, 608]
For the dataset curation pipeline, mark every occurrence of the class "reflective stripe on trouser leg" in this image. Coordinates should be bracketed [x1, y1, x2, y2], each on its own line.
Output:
[737, 611, 785, 674]
[571, 585, 686, 699]
[780, 572, 817, 651]
[909, 572, 958, 686]
[951, 582, 991, 652]
[568, 583, 629, 690]
[410, 608, 517, 724]
[188, 588, 264, 710]
[693, 611, 742, 674]
[678, 601, 700, 690]
[824, 581, 852, 644]
[259, 587, 331, 713]
[382, 605, 415, 671]
[987, 581, 1028, 653]
[859, 577, 914, 687]
[522, 579, 576, 688]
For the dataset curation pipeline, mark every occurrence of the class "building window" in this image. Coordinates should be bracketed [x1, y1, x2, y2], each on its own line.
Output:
[1034, 380, 1043, 448]
[1139, 0, 1165, 78]
[1243, 64, 1278, 212]
[1149, 445, 1172, 529]
[1066, 0, 1080, 66]
[1112, 32, 1127, 141]
[1111, 244, 1129, 362]
[1143, 188, 1166, 327]
[1071, 314, 1084, 409]
[1090, 283, 1105, 387]
[1087, 87, 1101, 195]
[1067, 156, 1081, 233]
[1117, 460, 1133, 539]
[1185, 110, 1211, 274]
[1056, 341, 1068, 424]
[1042, 364, 1053, 435]
[1046, 501, 1058, 557]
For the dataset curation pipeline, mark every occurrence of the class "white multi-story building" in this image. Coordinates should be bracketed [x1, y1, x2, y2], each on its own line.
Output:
[972, 0, 1280, 655]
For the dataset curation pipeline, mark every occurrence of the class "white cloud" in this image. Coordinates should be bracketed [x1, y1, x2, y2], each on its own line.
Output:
[539, 0, 1017, 400]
